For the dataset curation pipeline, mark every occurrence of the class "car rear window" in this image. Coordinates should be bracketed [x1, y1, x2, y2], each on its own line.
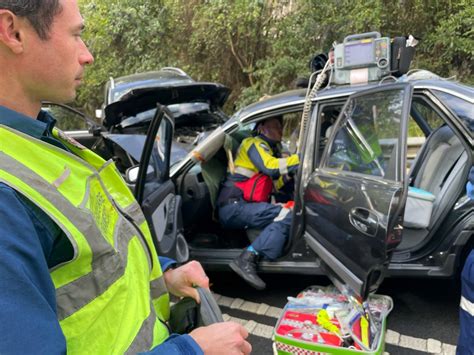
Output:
[434, 90, 473, 134]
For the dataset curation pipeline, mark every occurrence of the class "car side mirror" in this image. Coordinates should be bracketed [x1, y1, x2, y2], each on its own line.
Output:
[125, 165, 155, 184]
[125, 166, 140, 184]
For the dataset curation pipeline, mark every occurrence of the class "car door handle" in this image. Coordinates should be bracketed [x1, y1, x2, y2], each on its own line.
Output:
[349, 207, 379, 236]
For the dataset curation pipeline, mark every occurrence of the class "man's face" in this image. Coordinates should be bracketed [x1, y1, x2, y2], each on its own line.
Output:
[20, 0, 93, 104]
[260, 118, 283, 143]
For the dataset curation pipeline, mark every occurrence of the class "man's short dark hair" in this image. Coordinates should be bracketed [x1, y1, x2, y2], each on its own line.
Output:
[0, 0, 63, 40]
[255, 115, 283, 128]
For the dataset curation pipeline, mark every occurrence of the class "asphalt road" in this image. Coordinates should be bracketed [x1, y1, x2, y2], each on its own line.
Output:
[207, 271, 461, 354]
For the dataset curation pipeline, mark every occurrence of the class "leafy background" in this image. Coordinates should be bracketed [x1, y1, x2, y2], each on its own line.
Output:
[76, 0, 473, 117]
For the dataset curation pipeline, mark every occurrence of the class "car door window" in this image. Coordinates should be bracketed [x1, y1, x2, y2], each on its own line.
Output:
[433, 90, 474, 134]
[411, 98, 444, 132]
[239, 110, 303, 154]
[135, 105, 173, 204]
[145, 113, 172, 185]
[324, 89, 405, 181]
[407, 97, 445, 170]
[281, 111, 302, 154]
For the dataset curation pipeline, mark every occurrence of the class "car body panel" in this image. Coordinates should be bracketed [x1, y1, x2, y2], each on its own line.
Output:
[106, 68, 194, 105]
[103, 82, 230, 128]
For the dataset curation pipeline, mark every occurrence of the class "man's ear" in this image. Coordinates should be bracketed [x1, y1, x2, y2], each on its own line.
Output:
[0, 10, 26, 54]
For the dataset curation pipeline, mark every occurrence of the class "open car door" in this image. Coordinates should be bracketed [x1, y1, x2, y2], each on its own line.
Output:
[134, 104, 189, 262]
[304, 83, 412, 300]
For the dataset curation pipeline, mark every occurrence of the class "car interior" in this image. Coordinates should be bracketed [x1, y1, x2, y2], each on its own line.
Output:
[398, 97, 469, 251]
[171, 110, 301, 250]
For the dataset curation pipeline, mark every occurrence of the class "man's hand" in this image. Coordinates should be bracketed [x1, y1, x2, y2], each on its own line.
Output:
[190, 322, 252, 355]
[163, 260, 209, 303]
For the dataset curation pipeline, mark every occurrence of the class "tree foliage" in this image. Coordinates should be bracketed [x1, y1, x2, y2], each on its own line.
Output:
[77, 0, 473, 115]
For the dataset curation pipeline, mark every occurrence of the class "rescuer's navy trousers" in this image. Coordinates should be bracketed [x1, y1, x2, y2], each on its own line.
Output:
[218, 201, 291, 260]
[457, 250, 474, 354]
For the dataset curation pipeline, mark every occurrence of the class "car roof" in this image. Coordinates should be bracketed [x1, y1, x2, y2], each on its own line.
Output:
[232, 76, 473, 123]
[232, 89, 307, 122]
[313, 78, 473, 104]
[114, 68, 193, 86]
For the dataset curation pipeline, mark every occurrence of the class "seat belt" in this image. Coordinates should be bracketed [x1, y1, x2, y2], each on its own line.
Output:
[223, 134, 236, 174]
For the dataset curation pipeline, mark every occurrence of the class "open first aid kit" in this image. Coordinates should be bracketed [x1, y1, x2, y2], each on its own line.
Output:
[273, 286, 393, 355]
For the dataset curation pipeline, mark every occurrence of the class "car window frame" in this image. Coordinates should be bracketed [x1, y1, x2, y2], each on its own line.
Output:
[430, 89, 474, 143]
[309, 99, 348, 171]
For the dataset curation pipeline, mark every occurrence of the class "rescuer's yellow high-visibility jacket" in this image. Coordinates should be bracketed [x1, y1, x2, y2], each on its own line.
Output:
[233, 135, 299, 190]
[0, 124, 170, 354]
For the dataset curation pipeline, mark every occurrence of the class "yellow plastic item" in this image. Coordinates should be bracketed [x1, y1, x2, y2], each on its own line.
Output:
[316, 309, 340, 334]
[361, 316, 370, 347]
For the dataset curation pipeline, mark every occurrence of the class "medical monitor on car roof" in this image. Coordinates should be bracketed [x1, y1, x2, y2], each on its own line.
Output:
[344, 41, 375, 67]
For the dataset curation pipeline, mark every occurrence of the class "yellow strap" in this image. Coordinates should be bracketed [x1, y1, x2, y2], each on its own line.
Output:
[225, 147, 235, 174]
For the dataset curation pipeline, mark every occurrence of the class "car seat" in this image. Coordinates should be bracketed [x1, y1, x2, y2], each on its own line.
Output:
[201, 130, 265, 243]
[201, 130, 252, 211]
[404, 124, 467, 230]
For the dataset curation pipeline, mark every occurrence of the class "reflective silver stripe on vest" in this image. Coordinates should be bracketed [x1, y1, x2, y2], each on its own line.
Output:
[0, 152, 164, 320]
[234, 166, 254, 178]
[150, 276, 168, 299]
[278, 158, 288, 175]
[56, 207, 129, 320]
[461, 295, 474, 317]
[125, 305, 158, 355]
[52, 167, 71, 188]
[124, 201, 146, 224]
[117, 200, 152, 270]
[124, 203, 169, 300]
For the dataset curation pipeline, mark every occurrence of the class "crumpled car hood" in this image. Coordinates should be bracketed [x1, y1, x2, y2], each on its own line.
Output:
[103, 82, 230, 129]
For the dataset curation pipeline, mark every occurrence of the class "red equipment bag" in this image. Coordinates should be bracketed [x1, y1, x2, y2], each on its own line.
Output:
[235, 173, 273, 203]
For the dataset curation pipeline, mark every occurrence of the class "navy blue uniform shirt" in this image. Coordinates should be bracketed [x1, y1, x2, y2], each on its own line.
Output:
[0, 106, 202, 355]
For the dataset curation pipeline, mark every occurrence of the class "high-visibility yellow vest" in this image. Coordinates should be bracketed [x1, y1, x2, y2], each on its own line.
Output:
[0, 124, 170, 354]
[233, 136, 299, 190]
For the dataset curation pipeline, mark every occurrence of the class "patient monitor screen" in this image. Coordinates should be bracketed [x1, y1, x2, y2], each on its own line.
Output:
[344, 41, 374, 67]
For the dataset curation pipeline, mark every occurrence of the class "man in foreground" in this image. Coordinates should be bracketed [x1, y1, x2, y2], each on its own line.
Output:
[0, 0, 251, 354]
[217, 116, 299, 290]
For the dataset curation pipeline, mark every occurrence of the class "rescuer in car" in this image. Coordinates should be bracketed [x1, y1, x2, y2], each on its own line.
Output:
[217, 116, 300, 290]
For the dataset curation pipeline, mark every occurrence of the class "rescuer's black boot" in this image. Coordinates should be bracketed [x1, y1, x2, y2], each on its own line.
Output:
[230, 249, 266, 290]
